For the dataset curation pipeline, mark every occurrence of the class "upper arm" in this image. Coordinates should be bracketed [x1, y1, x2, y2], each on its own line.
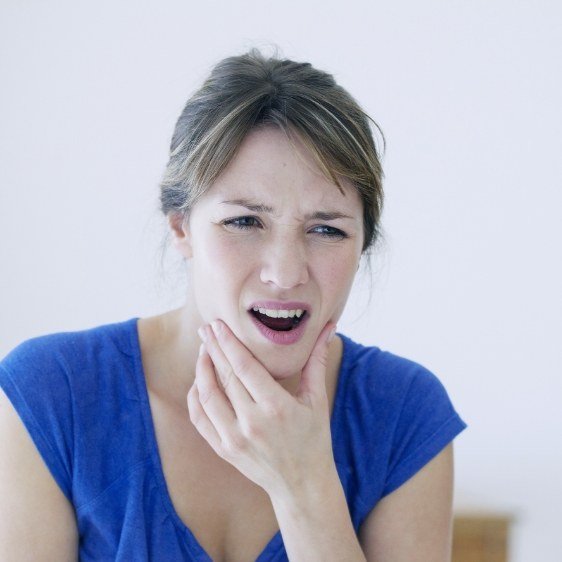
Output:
[0, 386, 79, 562]
[358, 444, 455, 562]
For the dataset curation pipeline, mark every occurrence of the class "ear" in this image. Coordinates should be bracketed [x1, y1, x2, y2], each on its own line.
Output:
[168, 212, 193, 259]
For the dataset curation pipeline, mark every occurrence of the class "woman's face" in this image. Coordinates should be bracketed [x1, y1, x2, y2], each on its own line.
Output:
[172, 127, 364, 379]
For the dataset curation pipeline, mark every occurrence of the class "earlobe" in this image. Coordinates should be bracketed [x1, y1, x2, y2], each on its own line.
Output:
[168, 212, 193, 258]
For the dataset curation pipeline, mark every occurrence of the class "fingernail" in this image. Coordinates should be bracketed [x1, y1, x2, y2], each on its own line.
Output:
[198, 343, 205, 357]
[197, 326, 207, 342]
[327, 325, 337, 343]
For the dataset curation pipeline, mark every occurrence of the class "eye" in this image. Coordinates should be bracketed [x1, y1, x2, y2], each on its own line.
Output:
[310, 225, 348, 240]
[221, 216, 262, 230]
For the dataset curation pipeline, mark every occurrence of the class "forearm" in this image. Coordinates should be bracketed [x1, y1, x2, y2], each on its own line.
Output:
[269, 468, 367, 562]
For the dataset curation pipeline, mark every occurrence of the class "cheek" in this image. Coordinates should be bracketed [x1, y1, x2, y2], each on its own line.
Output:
[192, 235, 257, 313]
[197, 233, 250, 274]
[213, 228, 259, 255]
[320, 249, 358, 283]
[316, 252, 359, 310]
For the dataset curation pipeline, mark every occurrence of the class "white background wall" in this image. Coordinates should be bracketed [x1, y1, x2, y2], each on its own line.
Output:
[1, 1, 560, 559]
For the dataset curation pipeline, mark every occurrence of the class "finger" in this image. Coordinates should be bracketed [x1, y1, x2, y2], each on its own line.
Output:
[297, 322, 336, 403]
[209, 320, 286, 404]
[195, 344, 238, 432]
[198, 325, 254, 416]
[186, 381, 222, 452]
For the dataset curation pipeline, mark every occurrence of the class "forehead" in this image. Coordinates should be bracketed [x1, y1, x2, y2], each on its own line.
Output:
[204, 127, 362, 214]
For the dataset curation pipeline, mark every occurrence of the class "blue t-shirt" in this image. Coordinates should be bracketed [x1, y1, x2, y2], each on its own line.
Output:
[0, 318, 466, 561]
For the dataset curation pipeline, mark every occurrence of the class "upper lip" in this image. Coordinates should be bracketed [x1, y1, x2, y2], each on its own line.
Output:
[248, 300, 311, 313]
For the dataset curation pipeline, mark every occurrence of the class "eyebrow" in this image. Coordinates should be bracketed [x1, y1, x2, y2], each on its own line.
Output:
[220, 199, 355, 221]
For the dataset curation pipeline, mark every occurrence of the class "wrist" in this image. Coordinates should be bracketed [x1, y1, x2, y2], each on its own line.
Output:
[268, 465, 366, 562]
[269, 462, 343, 515]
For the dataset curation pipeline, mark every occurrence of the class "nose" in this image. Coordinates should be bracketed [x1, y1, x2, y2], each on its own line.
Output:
[259, 233, 310, 289]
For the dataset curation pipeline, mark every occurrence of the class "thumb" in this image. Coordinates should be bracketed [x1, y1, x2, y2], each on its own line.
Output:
[296, 322, 337, 404]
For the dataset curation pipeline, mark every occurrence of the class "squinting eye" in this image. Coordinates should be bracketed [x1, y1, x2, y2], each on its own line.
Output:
[222, 216, 262, 230]
[310, 225, 348, 239]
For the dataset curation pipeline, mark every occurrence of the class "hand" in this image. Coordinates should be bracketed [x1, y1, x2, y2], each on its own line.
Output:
[187, 319, 338, 499]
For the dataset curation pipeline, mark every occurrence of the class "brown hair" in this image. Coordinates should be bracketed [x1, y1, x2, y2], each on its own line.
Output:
[160, 48, 384, 253]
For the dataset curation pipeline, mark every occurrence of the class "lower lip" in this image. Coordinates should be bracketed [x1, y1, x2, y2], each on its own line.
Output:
[249, 312, 309, 345]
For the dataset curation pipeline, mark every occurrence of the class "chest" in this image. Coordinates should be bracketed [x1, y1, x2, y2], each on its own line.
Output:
[148, 389, 281, 562]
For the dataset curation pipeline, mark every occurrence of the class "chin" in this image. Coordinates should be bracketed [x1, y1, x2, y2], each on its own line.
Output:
[232, 319, 312, 378]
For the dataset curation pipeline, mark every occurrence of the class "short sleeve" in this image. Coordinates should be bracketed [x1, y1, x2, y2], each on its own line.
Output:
[0, 337, 74, 503]
[381, 365, 466, 497]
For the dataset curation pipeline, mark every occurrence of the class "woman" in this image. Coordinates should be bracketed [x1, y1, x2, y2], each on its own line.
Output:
[0, 50, 466, 561]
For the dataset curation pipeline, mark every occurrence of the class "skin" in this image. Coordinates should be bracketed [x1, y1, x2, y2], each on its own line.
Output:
[0, 124, 454, 561]
[168, 125, 365, 495]
[167, 125, 371, 559]
[168, 126, 454, 560]
[169, 126, 365, 392]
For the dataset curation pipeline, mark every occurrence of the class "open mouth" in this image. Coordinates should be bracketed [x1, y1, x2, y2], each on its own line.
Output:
[249, 308, 307, 332]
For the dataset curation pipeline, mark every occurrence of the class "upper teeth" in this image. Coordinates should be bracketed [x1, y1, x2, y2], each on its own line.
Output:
[253, 307, 304, 318]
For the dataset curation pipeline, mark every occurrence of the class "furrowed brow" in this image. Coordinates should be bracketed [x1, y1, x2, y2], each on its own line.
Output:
[305, 211, 355, 221]
[220, 199, 274, 213]
[220, 199, 354, 221]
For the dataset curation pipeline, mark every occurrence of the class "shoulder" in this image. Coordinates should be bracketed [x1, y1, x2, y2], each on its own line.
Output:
[337, 333, 466, 498]
[339, 333, 452, 407]
[0, 317, 140, 442]
[0, 318, 138, 383]
[0, 317, 142, 506]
